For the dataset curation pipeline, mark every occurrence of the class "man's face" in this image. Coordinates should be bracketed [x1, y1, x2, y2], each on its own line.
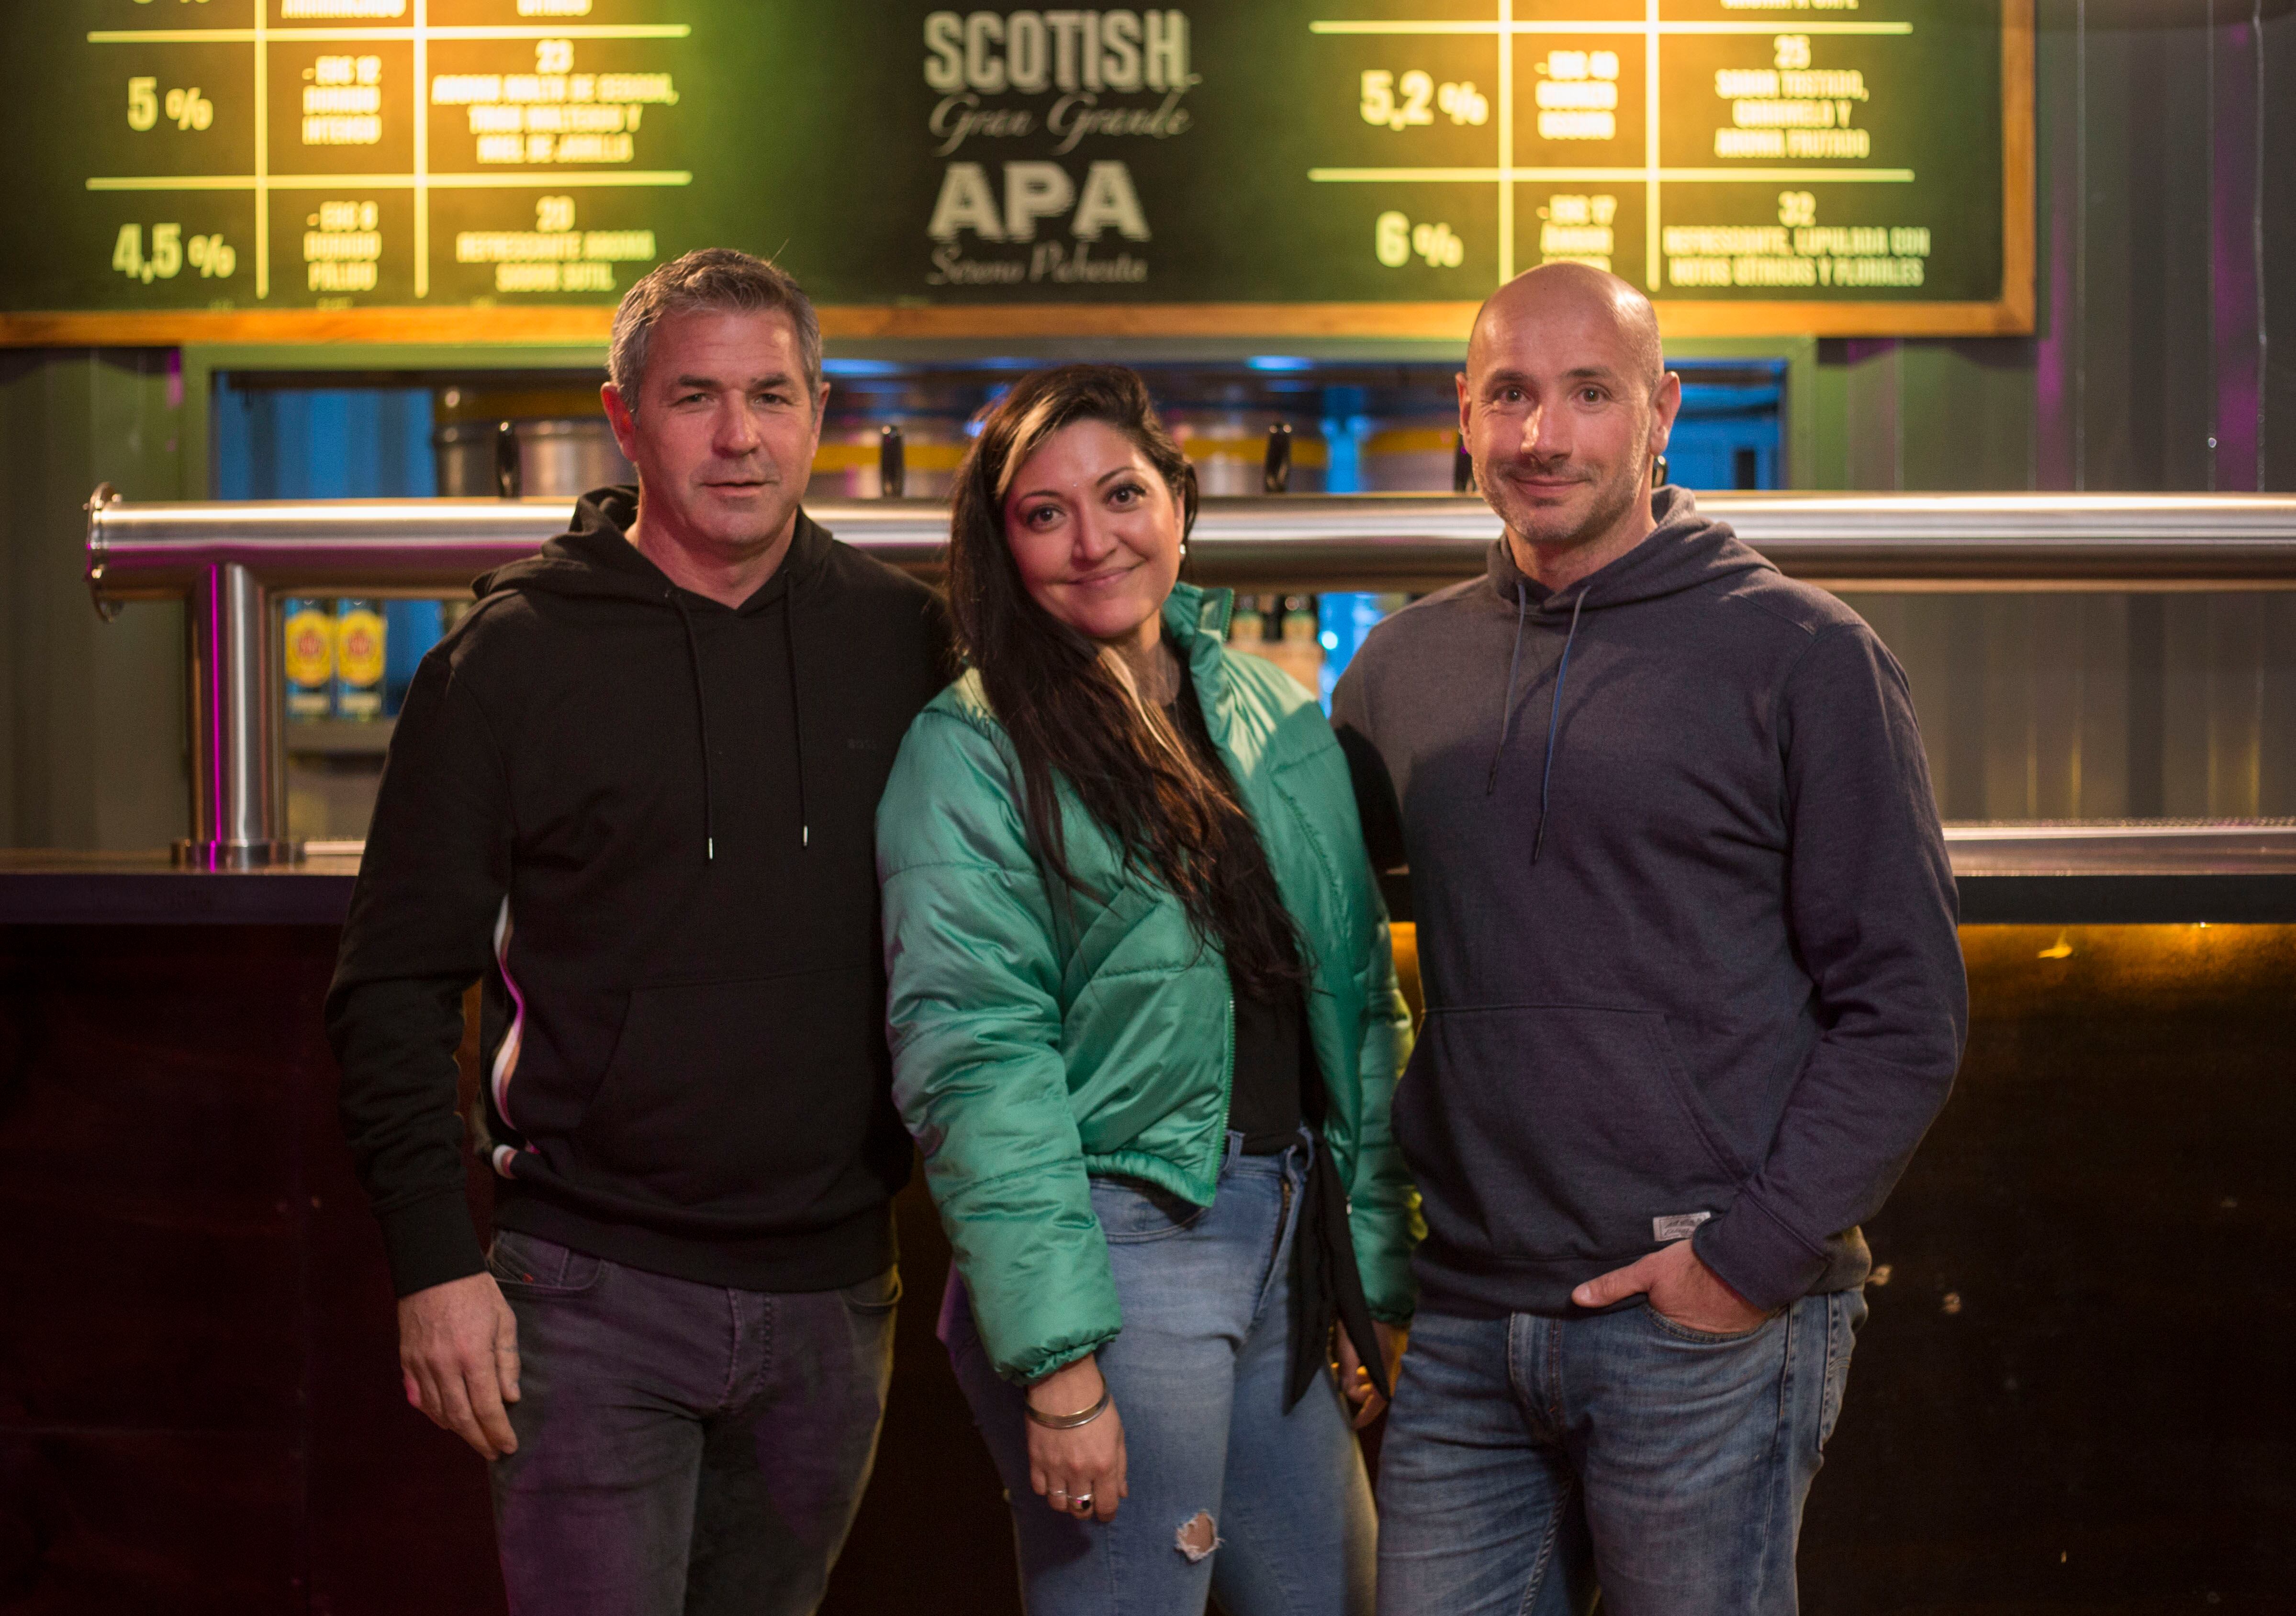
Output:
[1457, 296, 1680, 554]
[602, 307, 827, 559]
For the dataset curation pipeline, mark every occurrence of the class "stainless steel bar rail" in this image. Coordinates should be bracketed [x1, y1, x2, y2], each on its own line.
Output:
[84, 485, 2296, 867]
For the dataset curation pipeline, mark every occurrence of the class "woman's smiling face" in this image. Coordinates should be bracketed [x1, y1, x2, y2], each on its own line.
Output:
[1002, 417, 1185, 651]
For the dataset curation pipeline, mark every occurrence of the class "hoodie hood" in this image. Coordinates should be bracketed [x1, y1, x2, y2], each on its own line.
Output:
[473, 484, 829, 609]
[1483, 483, 1774, 615]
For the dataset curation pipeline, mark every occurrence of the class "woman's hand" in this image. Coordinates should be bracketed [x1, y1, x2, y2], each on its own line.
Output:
[1025, 1357, 1127, 1524]
[1334, 1321, 1409, 1429]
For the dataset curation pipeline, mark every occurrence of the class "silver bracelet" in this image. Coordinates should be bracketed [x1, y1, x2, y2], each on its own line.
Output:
[1025, 1377, 1113, 1430]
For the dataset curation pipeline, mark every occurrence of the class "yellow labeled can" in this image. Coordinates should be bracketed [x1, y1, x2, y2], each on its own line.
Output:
[334, 601, 387, 720]
[282, 601, 336, 720]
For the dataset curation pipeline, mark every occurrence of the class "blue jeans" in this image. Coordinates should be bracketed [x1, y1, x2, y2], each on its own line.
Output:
[1375, 1291, 1866, 1616]
[485, 1228, 897, 1616]
[942, 1134, 1377, 1616]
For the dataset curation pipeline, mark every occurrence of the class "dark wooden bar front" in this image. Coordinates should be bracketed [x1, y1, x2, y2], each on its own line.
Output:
[2, 866, 2289, 1613]
[0, 870, 1010, 1616]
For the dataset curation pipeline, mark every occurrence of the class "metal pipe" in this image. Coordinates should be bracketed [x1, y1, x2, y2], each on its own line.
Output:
[89, 490, 621, 600]
[81, 485, 2296, 864]
[182, 560, 292, 869]
[89, 490, 2296, 605]
[1944, 820, 2296, 875]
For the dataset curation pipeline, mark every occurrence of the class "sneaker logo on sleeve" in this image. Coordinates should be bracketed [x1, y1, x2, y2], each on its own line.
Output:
[1653, 1211, 1714, 1241]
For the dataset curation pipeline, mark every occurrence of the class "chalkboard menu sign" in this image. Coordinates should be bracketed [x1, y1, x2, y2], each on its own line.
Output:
[0, 1, 2031, 343]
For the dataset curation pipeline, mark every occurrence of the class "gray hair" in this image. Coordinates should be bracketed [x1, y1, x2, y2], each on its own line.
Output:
[606, 248, 823, 413]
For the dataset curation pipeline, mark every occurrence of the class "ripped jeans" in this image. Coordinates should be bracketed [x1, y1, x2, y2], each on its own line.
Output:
[941, 1134, 1377, 1616]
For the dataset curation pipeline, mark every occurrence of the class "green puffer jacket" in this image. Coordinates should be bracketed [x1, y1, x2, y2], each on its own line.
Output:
[878, 583, 1420, 1384]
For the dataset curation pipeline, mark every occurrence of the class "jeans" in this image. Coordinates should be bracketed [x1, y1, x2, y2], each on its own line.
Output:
[485, 1228, 897, 1616]
[942, 1134, 1377, 1616]
[1375, 1291, 1866, 1616]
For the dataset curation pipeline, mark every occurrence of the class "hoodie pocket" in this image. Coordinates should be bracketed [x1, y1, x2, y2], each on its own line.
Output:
[1393, 1003, 1747, 1264]
[576, 964, 890, 1211]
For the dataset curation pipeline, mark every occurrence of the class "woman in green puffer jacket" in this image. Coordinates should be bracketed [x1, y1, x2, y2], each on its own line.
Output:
[877, 365, 1419, 1616]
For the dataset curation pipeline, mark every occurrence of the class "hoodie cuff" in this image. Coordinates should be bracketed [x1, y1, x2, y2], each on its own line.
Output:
[1692, 1194, 1827, 1314]
[377, 1191, 489, 1299]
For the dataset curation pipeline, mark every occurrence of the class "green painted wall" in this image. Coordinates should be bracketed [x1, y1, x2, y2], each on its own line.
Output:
[0, 350, 188, 850]
[1805, 2, 2293, 494]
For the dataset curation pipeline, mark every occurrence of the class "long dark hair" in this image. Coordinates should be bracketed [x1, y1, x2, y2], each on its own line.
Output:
[945, 365, 1303, 1000]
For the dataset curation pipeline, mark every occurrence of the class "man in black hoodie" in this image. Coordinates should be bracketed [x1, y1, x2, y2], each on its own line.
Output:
[1334, 265, 1966, 1614]
[328, 250, 951, 1613]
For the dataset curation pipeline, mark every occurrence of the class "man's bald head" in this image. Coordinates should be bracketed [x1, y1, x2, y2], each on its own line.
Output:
[1467, 262, 1666, 399]
[1454, 260, 1682, 583]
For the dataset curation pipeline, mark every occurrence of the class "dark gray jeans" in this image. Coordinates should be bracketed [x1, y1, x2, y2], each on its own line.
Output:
[485, 1228, 897, 1616]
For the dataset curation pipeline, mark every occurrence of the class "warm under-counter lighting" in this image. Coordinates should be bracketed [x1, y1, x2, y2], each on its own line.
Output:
[1386, 922, 2296, 1021]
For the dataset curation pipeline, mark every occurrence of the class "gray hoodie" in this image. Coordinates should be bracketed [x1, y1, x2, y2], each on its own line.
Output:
[1333, 486, 1966, 1316]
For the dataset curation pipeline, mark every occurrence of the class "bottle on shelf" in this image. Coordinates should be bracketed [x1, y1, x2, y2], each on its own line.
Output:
[333, 598, 388, 721]
[1227, 593, 1267, 649]
[282, 599, 336, 722]
[1261, 594, 1325, 694]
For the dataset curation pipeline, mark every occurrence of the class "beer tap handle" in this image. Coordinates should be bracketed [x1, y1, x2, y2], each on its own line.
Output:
[494, 421, 522, 500]
[879, 424, 906, 499]
[1263, 422, 1293, 495]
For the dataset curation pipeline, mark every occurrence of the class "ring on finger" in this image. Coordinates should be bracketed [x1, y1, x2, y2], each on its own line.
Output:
[1070, 1493, 1093, 1511]
[1048, 1488, 1068, 1504]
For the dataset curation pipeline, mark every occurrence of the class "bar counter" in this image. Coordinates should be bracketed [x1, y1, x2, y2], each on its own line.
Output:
[2, 844, 2290, 1613]
[0, 859, 1002, 1616]
[0, 850, 362, 925]
[10, 820, 2296, 926]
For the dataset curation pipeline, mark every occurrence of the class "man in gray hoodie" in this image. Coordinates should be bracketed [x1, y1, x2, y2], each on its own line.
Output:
[1333, 264, 1966, 1614]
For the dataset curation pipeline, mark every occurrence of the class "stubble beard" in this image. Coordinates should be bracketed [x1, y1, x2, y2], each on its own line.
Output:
[1478, 449, 1646, 558]
[652, 465, 797, 558]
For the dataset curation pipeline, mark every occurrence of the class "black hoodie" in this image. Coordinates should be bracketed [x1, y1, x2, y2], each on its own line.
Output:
[1333, 487, 1966, 1317]
[328, 488, 953, 1297]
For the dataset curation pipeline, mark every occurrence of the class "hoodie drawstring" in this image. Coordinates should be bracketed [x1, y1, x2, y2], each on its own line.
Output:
[1531, 587, 1589, 865]
[1485, 580, 1532, 795]
[782, 586, 811, 850]
[672, 586, 811, 864]
[671, 595, 717, 863]
[1484, 578, 1590, 863]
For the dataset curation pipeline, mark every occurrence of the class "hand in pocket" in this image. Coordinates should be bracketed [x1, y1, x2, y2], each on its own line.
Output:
[1571, 1239, 1770, 1336]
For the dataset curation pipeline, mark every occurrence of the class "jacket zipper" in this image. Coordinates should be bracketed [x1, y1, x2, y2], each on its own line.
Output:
[1219, 991, 1236, 1144]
